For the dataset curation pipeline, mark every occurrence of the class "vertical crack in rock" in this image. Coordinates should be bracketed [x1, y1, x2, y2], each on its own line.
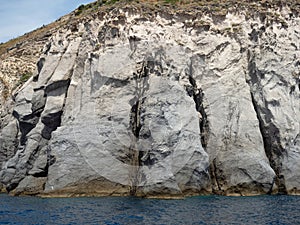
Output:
[210, 158, 222, 193]
[246, 50, 287, 194]
[128, 60, 150, 195]
[185, 60, 210, 150]
[129, 97, 140, 196]
[185, 60, 215, 191]
[130, 100, 141, 138]
[188, 78, 209, 149]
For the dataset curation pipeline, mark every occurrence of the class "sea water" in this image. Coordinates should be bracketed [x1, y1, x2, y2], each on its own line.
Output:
[0, 194, 299, 224]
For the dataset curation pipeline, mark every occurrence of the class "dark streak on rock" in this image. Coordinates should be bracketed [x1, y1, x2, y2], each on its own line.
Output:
[246, 49, 286, 194]
[128, 60, 150, 196]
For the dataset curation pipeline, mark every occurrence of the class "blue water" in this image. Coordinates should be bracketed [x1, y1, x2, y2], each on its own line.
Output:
[0, 194, 299, 225]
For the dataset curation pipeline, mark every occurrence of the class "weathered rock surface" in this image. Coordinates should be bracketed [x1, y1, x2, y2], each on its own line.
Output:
[0, 1, 299, 197]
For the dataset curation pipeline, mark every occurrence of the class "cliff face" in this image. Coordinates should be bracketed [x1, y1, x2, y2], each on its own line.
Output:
[0, 1, 299, 197]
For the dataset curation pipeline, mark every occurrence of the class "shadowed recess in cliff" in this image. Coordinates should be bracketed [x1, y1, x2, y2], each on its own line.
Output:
[246, 50, 286, 194]
[128, 60, 150, 195]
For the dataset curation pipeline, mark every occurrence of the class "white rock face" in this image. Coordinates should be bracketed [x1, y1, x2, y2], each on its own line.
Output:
[246, 21, 300, 194]
[0, 4, 299, 197]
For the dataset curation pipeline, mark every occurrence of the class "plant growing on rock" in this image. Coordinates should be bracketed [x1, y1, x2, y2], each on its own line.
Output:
[14, 72, 32, 89]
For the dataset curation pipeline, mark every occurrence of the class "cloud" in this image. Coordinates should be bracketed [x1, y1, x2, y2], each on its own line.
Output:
[0, 0, 95, 43]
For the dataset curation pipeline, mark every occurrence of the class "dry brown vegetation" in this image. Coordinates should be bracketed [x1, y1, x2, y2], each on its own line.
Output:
[1, 0, 299, 58]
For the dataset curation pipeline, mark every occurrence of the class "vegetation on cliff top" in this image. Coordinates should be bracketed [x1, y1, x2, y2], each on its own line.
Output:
[1, 0, 299, 56]
[74, 0, 300, 15]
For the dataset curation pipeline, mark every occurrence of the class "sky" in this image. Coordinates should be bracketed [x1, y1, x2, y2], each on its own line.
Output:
[0, 0, 95, 43]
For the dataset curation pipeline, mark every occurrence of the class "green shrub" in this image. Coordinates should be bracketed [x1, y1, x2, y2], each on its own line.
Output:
[164, 0, 180, 4]
[75, 3, 95, 16]
[21, 72, 32, 83]
[14, 72, 33, 89]
[106, 0, 121, 5]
